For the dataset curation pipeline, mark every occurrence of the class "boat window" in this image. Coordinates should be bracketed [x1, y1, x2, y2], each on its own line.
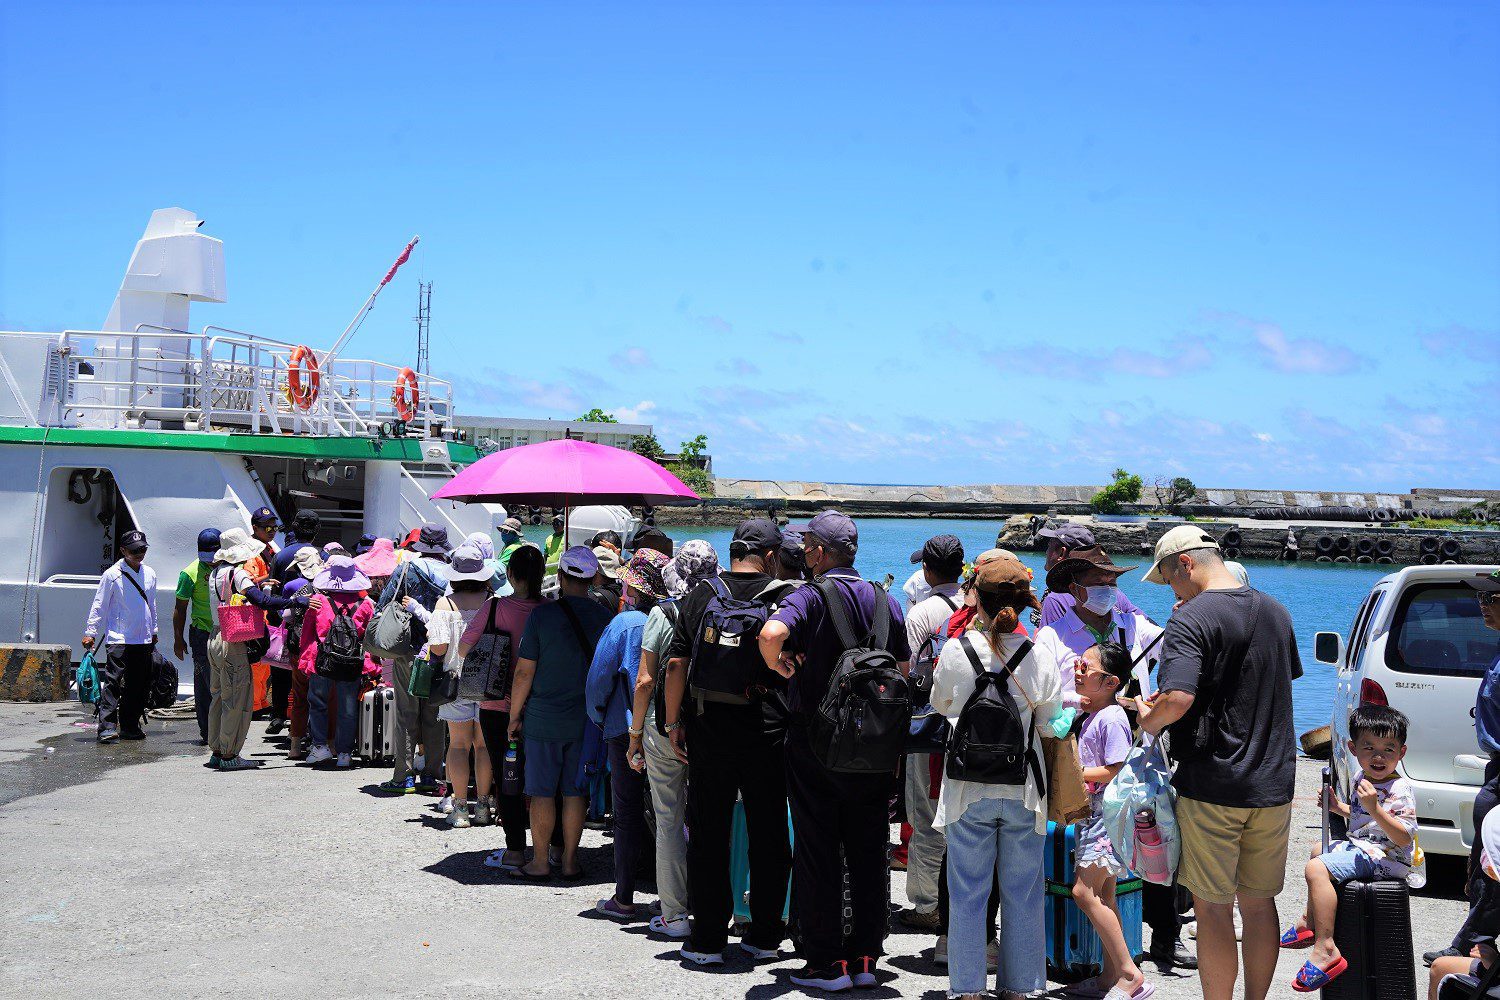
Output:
[38, 467, 140, 580]
[1385, 583, 1496, 678]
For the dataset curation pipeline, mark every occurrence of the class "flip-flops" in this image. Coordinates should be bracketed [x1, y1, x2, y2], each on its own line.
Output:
[505, 866, 554, 882]
[1292, 957, 1349, 992]
[1281, 926, 1316, 949]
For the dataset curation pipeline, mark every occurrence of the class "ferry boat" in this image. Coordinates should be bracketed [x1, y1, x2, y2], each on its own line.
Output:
[0, 208, 503, 656]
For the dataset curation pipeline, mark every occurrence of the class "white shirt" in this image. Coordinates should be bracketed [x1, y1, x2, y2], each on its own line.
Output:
[905, 583, 962, 677]
[85, 560, 159, 645]
[208, 566, 257, 632]
[1033, 607, 1163, 704]
[930, 628, 1063, 834]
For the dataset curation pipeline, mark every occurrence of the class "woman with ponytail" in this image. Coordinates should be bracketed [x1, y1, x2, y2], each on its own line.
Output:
[929, 552, 1063, 1000]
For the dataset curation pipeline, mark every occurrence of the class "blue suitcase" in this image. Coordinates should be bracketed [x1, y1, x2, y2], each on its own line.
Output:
[1044, 820, 1144, 982]
[730, 798, 793, 926]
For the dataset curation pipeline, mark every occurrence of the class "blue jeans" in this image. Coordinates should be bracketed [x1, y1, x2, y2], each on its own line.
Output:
[189, 627, 212, 743]
[944, 797, 1046, 997]
[308, 674, 359, 754]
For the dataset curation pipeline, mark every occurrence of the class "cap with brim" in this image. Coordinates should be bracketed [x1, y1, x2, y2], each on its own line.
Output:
[619, 549, 671, 600]
[731, 518, 783, 556]
[313, 555, 372, 593]
[447, 542, 493, 583]
[354, 533, 376, 556]
[631, 526, 674, 557]
[120, 529, 148, 553]
[911, 533, 964, 572]
[559, 545, 600, 580]
[1467, 570, 1500, 594]
[805, 510, 857, 558]
[593, 546, 621, 580]
[250, 506, 279, 526]
[1143, 525, 1222, 585]
[214, 527, 266, 565]
[1045, 545, 1135, 593]
[500, 517, 525, 535]
[1035, 522, 1095, 550]
[197, 528, 221, 557]
[972, 554, 1039, 601]
[353, 537, 399, 579]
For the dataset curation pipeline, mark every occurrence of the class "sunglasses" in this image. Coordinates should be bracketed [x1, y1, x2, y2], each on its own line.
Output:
[1481, 593, 1500, 607]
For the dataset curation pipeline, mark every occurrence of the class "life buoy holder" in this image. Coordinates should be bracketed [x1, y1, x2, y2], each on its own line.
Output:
[392, 367, 420, 421]
[287, 346, 321, 410]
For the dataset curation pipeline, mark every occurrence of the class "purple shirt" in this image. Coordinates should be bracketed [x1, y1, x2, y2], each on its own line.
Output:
[769, 566, 912, 720]
[1040, 588, 1142, 629]
[1078, 703, 1133, 797]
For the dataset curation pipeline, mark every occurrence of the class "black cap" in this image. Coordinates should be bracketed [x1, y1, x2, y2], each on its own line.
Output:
[250, 506, 279, 525]
[292, 509, 321, 531]
[731, 517, 784, 556]
[630, 525, 674, 557]
[1467, 570, 1500, 594]
[120, 530, 148, 552]
[911, 534, 964, 573]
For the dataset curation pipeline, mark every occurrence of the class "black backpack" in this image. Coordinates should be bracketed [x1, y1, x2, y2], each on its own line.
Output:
[147, 649, 179, 710]
[283, 601, 309, 660]
[945, 632, 1044, 789]
[689, 577, 777, 704]
[653, 601, 681, 737]
[315, 603, 365, 681]
[809, 577, 911, 773]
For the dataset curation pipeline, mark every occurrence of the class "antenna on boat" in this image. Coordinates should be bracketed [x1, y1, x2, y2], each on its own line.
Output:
[415, 281, 432, 377]
[321, 235, 420, 369]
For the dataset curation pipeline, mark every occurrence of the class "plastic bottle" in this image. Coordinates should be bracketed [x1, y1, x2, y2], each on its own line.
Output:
[1134, 808, 1171, 884]
[501, 740, 522, 797]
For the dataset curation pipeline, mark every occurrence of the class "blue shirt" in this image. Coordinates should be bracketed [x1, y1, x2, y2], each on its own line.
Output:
[768, 566, 911, 720]
[1477, 653, 1500, 757]
[517, 595, 613, 742]
[586, 609, 647, 739]
[376, 556, 450, 613]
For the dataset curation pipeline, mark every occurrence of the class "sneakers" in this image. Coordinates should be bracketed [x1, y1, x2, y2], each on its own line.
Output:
[790, 961, 853, 992]
[437, 794, 455, 815]
[650, 914, 691, 939]
[473, 798, 493, 826]
[218, 756, 262, 771]
[97, 729, 118, 744]
[933, 936, 948, 967]
[851, 956, 878, 989]
[205, 755, 223, 769]
[595, 897, 639, 922]
[305, 745, 334, 765]
[377, 776, 415, 795]
[448, 801, 471, 828]
[898, 907, 941, 931]
[1149, 937, 1196, 970]
[265, 717, 286, 736]
[336, 752, 352, 769]
[679, 946, 725, 966]
[414, 777, 443, 796]
[740, 941, 779, 961]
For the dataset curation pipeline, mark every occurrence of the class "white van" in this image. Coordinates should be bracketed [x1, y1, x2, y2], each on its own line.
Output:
[1320, 564, 1500, 857]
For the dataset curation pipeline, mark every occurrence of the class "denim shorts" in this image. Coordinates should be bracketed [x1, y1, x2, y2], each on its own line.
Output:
[524, 737, 584, 798]
[1316, 842, 1408, 883]
[438, 699, 479, 723]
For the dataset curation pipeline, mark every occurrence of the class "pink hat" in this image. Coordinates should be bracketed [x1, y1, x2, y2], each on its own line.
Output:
[354, 537, 398, 579]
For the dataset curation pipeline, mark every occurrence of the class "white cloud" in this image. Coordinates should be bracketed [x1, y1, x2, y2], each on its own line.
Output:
[613, 400, 657, 424]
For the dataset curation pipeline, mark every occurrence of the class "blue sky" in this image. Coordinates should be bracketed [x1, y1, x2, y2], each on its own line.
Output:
[2, 2, 1496, 491]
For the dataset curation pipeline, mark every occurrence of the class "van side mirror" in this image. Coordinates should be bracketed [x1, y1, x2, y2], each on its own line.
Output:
[1315, 631, 1343, 665]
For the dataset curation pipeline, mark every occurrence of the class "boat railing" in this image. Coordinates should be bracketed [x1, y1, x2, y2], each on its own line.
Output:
[6, 328, 453, 439]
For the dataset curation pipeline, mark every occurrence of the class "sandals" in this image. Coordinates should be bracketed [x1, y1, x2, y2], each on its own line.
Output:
[1281, 926, 1316, 949]
[506, 866, 554, 882]
[1292, 957, 1348, 992]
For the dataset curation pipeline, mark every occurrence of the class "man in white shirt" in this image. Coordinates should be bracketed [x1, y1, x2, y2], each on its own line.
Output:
[898, 534, 965, 929]
[82, 530, 159, 744]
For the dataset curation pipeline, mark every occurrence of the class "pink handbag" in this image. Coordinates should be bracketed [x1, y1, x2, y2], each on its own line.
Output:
[263, 624, 291, 667]
[216, 571, 267, 643]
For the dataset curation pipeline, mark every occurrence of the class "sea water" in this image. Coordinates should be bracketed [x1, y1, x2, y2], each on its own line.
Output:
[654, 517, 1388, 738]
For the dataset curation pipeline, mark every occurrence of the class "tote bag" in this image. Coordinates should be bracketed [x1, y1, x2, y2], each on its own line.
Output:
[465, 599, 516, 702]
[364, 562, 417, 659]
[216, 570, 266, 643]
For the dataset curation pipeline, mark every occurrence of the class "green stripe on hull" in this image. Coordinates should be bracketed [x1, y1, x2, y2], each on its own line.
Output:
[0, 426, 478, 464]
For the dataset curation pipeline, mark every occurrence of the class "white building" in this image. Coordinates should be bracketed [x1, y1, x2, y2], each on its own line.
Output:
[452, 415, 653, 454]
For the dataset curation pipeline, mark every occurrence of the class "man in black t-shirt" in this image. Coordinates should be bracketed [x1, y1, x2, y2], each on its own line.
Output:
[1134, 526, 1299, 1000]
[662, 518, 792, 968]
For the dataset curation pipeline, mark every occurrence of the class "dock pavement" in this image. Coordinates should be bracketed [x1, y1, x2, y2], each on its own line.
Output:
[0, 702, 1468, 998]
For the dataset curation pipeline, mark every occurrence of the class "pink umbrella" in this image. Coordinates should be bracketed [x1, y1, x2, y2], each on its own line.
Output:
[431, 438, 700, 507]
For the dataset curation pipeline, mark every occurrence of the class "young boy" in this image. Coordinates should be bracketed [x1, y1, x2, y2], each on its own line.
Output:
[1071, 640, 1153, 1000]
[1285, 704, 1418, 992]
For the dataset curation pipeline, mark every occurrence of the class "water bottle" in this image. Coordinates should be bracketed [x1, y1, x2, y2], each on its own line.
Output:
[501, 740, 522, 796]
[1134, 808, 1171, 884]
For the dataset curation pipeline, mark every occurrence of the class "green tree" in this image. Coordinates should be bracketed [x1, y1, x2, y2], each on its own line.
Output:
[677, 433, 708, 463]
[1090, 467, 1144, 514]
[576, 408, 617, 423]
[630, 433, 665, 460]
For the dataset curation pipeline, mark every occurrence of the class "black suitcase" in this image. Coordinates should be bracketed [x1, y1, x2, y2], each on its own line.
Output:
[1323, 877, 1416, 1000]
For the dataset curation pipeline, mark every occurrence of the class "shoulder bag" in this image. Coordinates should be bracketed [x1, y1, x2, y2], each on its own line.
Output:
[466, 598, 516, 702]
[364, 561, 417, 659]
[426, 598, 465, 707]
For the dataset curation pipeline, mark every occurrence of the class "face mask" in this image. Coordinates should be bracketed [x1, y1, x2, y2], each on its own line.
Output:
[1080, 585, 1118, 615]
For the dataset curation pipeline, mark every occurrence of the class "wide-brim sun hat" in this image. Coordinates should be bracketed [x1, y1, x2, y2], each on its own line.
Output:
[214, 527, 266, 566]
[619, 549, 671, 600]
[291, 546, 325, 580]
[1045, 544, 1135, 593]
[464, 531, 496, 561]
[354, 537, 399, 579]
[313, 554, 372, 593]
[447, 542, 493, 583]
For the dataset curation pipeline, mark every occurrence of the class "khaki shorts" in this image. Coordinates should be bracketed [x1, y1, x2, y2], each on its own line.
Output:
[1176, 796, 1292, 905]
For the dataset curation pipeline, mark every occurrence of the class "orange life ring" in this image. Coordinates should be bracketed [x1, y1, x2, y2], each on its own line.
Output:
[392, 366, 420, 421]
[287, 345, 320, 410]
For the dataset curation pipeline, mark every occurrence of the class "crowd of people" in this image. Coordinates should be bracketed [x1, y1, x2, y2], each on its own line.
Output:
[78, 506, 1500, 1000]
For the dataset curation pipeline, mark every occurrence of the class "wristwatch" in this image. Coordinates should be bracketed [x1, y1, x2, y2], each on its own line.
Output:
[627, 726, 644, 736]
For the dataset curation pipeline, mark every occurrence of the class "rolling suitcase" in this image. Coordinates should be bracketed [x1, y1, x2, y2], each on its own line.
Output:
[1321, 769, 1418, 1000]
[731, 797, 794, 927]
[358, 686, 395, 765]
[1044, 820, 1144, 982]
